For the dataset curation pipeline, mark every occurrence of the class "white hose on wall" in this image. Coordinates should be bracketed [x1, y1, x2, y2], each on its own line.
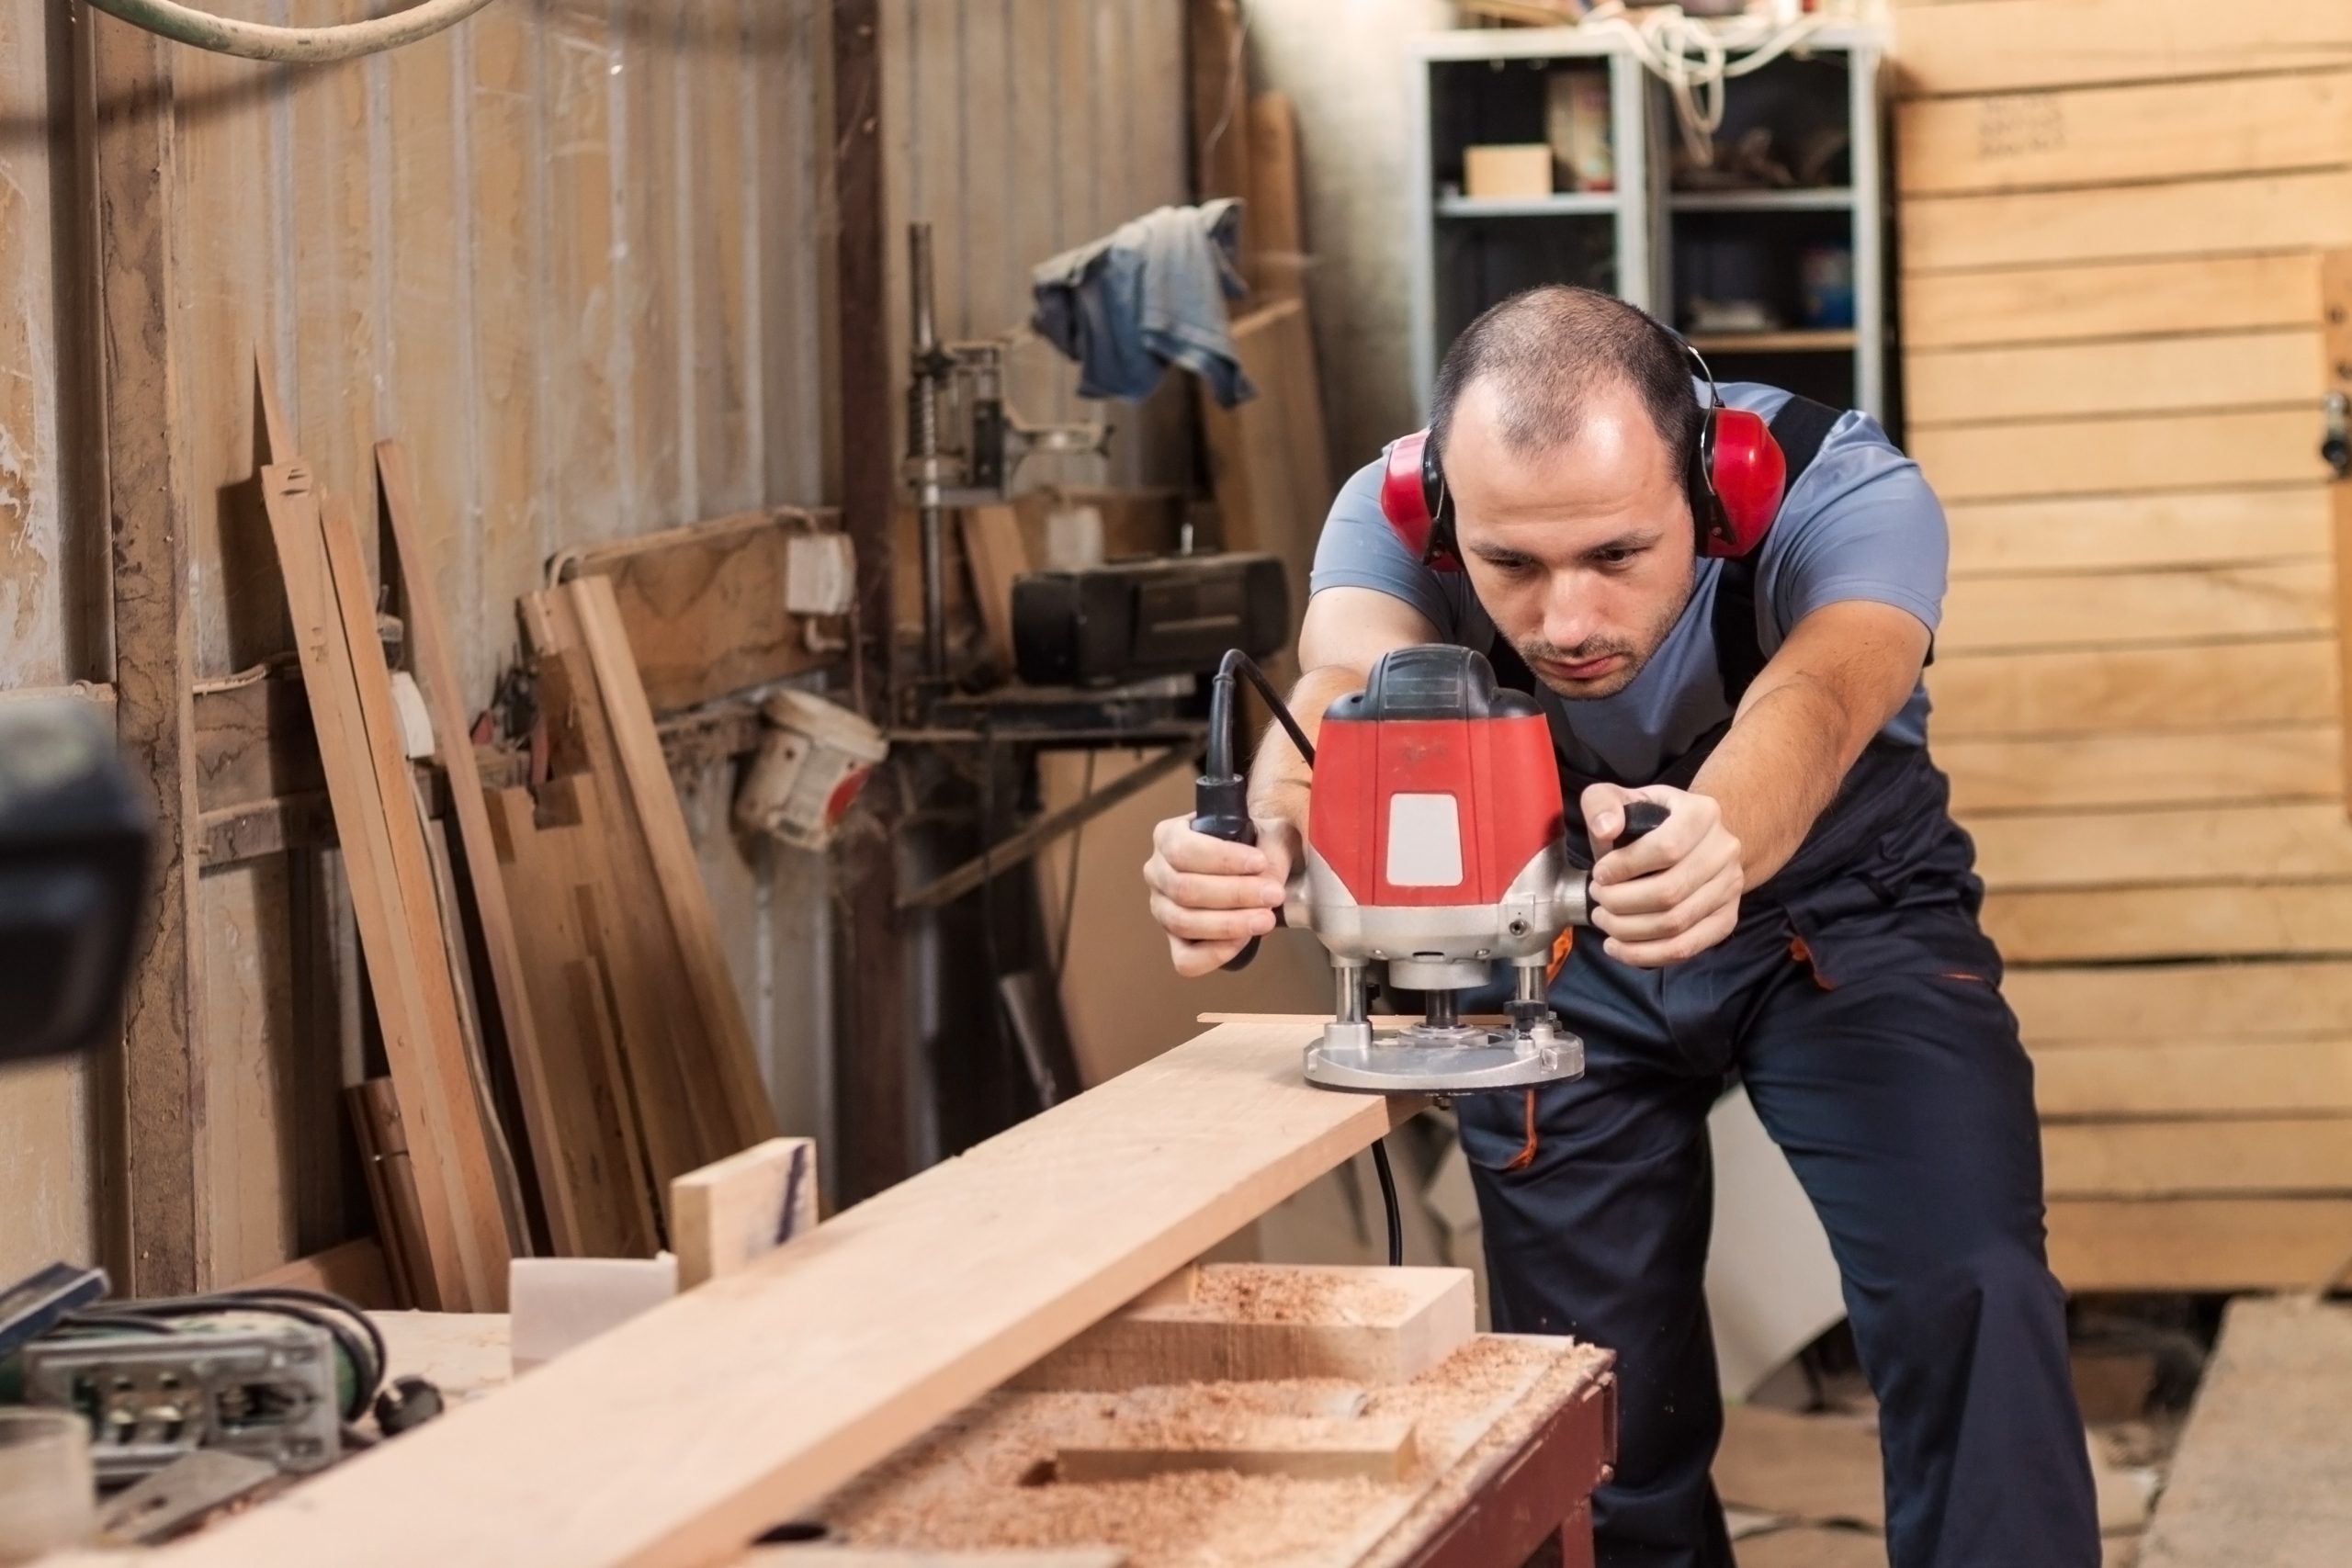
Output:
[84, 0, 501, 64]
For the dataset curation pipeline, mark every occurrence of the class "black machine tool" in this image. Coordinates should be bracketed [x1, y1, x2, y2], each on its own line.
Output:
[1012, 552, 1289, 689]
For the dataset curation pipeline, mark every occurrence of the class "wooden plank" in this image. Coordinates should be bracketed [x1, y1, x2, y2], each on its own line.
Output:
[1946, 488, 2333, 576]
[2043, 1117, 2352, 1198]
[2033, 1038, 2352, 1119]
[2138, 1297, 2352, 1566]
[1894, 69, 2352, 197]
[154, 1023, 1419, 1568]
[2325, 253, 2352, 804]
[671, 1136, 819, 1290]
[956, 504, 1029, 671]
[1054, 1416, 1420, 1483]
[1891, 0, 2352, 98]
[2007, 959, 2352, 1045]
[566, 575, 775, 1153]
[1902, 169, 2352, 275]
[96, 17, 204, 1294]
[2045, 1198, 2352, 1292]
[1941, 562, 2330, 653]
[263, 461, 509, 1311]
[1907, 331, 2324, 428]
[1201, 300, 1333, 624]
[349, 1079, 429, 1311]
[1928, 639, 2338, 739]
[1972, 802, 2352, 890]
[1942, 726, 2340, 815]
[1911, 410, 2330, 502]
[237, 1238, 397, 1309]
[1246, 92, 1306, 301]
[485, 784, 662, 1258]
[1984, 883, 2352, 963]
[381, 441, 560, 1255]
[1903, 253, 2326, 352]
[1015, 1264, 1475, 1392]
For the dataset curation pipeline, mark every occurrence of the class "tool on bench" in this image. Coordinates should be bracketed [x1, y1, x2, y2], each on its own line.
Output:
[1012, 551, 1289, 689]
[1198, 645, 1663, 1097]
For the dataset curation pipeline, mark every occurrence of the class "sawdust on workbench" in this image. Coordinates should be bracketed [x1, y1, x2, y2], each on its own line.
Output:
[1185, 1269, 1409, 1325]
[815, 1336, 1613, 1568]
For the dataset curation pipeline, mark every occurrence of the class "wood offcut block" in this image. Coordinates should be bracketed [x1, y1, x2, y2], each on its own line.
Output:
[673, 1137, 820, 1289]
[1054, 1414, 1419, 1484]
[1014, 1264, 1474, 1392]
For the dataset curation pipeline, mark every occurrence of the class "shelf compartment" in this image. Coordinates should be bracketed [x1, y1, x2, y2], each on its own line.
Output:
[1685, 329, 1859, 354]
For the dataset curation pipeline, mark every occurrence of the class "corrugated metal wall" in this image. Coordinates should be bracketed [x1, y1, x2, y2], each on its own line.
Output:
[0, 0, 1193, 1285]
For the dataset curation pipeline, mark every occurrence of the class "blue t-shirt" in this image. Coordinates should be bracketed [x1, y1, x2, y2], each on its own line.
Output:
[1306, 381, 1946, 784]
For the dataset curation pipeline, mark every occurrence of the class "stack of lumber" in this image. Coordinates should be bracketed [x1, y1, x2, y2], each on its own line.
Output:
[1892, 0, 2352, 1291]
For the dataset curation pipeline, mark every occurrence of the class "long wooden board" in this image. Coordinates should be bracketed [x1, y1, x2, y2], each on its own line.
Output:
[2046, 1198, 2352, 1292]
[1947, 488, 2332, 576]
[379, 440, 561, 1252]
[1903, 253, 2325, 352]
[1902, 168, 2352, 275]
[2034, 1038, 2352, 1119]
[1940, 563, 2330, 653]
[260, 463, 509, 1311]
[1892, 0, 2352, 98]
[551, 508, 843, 713]
[156, 1023, 1419, 1568]
[1973, 802, 2352, 890]
[1911, 410, 2330, 502]
[1941, 725, 2340, 816]
[2007, 959, 2352, 1045]
[2137, 1298, 2352, 1567]
[2043, 1117, 2352, 1198]
[1928, 640, 2338, 739]
[1895, 69, 2352, 196]
[567, 576, 775, 1152]
[1908, 331, 2323, 428]
[1984, 882, 2352, 963]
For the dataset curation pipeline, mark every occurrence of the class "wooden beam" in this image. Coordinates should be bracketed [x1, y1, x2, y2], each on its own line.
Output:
[2046, 1198, 2352, 1292]
[2043, 1117, 2352, 1198]
[1928, 639, 2338, 739]
[2033, 1038, 2352, 1120]
[92, 10, 204, 1294]
[1947, 488, 2332, 577]
[1970, 802, 2352, 890]
[1894, 69, 2352, 197]
[1903, 253, 2326, 352]
[1941, 726, 2339, 816]
[1984, 882, 2352, 964]
[1940, 563, 2331, 654]
[1907, 331, 2324, 427]
[1902, 168, 2352, 276]
[832, 0, 910, 1204]
[1911, 410, 2331, 502]
[2007, 958, 2352, 1045]
[1890, 0, 2352, 98]
[153, 1023, 1419, 1568]
[671, 1136, 819, 1290]
[2323, 252, 2352, 817]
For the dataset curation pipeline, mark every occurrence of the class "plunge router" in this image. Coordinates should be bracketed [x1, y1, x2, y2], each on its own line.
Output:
[1198, 645, 1659, 1096]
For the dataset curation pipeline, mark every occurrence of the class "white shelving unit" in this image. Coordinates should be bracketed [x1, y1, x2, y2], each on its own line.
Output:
[1406, 23, 1891, 424]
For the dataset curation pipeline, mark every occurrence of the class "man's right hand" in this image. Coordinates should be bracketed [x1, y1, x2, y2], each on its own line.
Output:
[1143, 814, 1298, 976]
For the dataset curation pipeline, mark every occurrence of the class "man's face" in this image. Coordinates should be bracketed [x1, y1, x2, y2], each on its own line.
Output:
[1442, 376, 1698, 700]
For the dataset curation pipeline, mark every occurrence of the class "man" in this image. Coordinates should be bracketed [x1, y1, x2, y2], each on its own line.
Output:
[1141, 286, 2097, 1568]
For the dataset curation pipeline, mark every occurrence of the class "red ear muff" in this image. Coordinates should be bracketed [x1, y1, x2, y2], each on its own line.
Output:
[1694, 404, 1786, 558]
[1379, 430, 1463, 572]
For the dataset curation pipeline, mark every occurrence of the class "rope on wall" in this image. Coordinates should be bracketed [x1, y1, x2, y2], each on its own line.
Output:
[83, 0, 501, 63]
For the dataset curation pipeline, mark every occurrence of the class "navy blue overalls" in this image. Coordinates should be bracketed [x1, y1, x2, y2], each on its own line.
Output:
[1456, 399, 2100, 1568]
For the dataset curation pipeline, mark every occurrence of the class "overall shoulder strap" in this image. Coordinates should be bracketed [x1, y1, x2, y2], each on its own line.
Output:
[1710, 393, 1847, 705]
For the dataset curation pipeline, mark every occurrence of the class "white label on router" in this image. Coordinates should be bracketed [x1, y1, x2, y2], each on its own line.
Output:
[1386, 793, 1464, 886]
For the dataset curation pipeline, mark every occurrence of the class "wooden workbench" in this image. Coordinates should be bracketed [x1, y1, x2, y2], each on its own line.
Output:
[369, 1312, 1615, 1568]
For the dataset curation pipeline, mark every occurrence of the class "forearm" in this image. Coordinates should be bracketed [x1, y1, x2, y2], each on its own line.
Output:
[1688, 673, 1872, 886]
[1247, 664, 1366, 824]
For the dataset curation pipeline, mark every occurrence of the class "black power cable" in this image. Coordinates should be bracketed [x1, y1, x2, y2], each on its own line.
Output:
[1204, 649, 1404, 1269]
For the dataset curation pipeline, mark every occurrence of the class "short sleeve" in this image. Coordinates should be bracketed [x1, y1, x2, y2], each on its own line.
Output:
[1307, 455, 1462, 640]
[1759, 412, 1948, 639]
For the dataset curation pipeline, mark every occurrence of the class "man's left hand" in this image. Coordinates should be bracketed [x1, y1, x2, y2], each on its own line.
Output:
[1582, 782, 1744, 968]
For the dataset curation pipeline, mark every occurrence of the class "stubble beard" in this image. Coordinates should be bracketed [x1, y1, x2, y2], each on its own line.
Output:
[1510, 576, 1694, 702]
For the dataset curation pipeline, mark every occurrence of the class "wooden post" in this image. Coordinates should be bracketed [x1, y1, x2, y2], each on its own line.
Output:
[89, 12, 206, 1293]
[2324, 252, 2352, 820]
[832, 0, 911, 1201]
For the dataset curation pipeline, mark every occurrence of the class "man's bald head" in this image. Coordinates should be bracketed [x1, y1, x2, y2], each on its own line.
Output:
[1428, 286, 1698, 487]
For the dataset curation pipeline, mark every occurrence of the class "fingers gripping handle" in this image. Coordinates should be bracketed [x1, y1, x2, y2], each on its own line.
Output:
[1193, 773, 1264, 972]
[1614, 799, 1670, 848]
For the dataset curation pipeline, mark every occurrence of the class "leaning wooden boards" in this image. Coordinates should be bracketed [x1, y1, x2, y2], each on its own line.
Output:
[154, 1022, 1418, 1568]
